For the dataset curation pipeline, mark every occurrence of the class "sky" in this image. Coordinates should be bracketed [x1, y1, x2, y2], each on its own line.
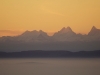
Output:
[0, 0, 100, 36]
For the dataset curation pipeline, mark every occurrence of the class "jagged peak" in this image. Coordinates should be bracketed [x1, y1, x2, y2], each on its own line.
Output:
[66, 26, 72, 31]
[20, 30, 38, 36]
[89, 26, 97, 33]
[39, 30, 46, 34]
[91, 26, 97, 30]
[88, 26, 100, 35]
[39, 30, 49, 36]
[60, 26, 72, 33]
[22, 30, 38, 34]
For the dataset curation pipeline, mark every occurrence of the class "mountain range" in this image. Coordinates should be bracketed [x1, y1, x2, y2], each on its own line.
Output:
[0, 26, 100, 52]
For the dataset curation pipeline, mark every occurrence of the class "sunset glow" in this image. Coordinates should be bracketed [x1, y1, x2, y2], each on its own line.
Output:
[0, 0, 100, 36]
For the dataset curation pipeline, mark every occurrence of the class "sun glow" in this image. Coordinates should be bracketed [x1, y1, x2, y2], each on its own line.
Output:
[0, 0, 100, 36]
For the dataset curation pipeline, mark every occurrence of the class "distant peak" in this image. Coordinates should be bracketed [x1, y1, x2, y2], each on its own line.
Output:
[39, 30, 43, 32]
[61, 26, 71, 30]
[66, 26, 72, 30]
[59, 26, 73, 33]
[92, 26, 97, 30]
[39, 30, 46, 34]
[88, 26, 100, 35]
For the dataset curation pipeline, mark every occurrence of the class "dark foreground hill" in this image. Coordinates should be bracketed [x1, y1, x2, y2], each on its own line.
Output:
[0, 50, 100, 58]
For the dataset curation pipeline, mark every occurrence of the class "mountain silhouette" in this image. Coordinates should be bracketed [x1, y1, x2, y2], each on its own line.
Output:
[0, 50, 100, 58]
[53, 27, 76, 36]
[17, 30, 49, 42]
[53, 27, 77, 41]
[0, 26, 100, 52]
[88, 26, 100, 36]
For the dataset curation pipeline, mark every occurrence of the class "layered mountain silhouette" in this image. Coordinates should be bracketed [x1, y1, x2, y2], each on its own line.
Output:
[52, 27, 77, 41]
[16, 30, 49, 42]
[0, 26, 100, 52]
[88, 26, 100, 36]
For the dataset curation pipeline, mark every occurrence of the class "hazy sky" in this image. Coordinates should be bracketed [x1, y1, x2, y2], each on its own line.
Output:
[0, 0, 100, 36]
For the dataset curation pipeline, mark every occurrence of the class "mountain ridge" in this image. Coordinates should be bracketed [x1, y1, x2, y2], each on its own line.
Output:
[0, 26, 100, 42]
[0, 26, 99, 37]
[0, 26, 100, 52]
[0, 50, 100, 58]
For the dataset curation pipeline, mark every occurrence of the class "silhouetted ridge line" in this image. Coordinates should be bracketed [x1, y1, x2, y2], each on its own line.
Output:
[0, 50, 100, 58]
[0, 26, 100, 52]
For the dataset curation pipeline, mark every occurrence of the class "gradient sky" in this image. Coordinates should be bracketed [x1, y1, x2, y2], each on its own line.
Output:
[0, 0, 100, 36]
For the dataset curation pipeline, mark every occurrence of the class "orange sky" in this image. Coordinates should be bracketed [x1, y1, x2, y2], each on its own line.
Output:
[0, 0, 100, 36]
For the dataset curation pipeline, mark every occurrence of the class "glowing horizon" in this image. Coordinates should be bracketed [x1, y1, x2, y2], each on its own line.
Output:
[0, 0, 100, 36]
[0, 26, 99, 37]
